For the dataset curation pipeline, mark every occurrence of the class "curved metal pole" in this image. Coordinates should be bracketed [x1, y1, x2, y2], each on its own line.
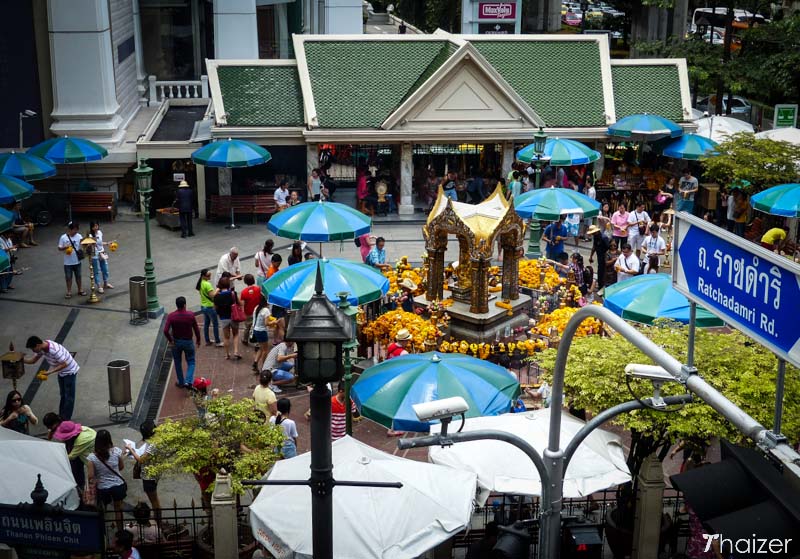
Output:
[563, 394, 694, 471]
[399, 429, 552, 559]
[545, 304, 782, 559]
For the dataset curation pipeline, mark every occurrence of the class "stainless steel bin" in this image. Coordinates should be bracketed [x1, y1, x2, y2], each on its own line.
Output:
[130, 276, 147, 311]
[107, 360, 132, 406]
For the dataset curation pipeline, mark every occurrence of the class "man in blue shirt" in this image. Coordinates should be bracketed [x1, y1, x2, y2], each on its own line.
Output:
[543, 217, 569, 260]
[366, 236, 391, 271]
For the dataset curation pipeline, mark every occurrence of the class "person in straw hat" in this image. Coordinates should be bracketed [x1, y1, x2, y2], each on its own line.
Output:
[399, 277, 418, 313]
[175, 180, 194, 238]
[587, 223, 609, 290]
[387, 328, 412, 360]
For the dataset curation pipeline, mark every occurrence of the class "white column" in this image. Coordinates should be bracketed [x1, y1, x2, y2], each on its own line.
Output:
[306, 143, 319, 178]
[48, 0, 124, 145]
[399, 142, 415, 215]
[502, 141, 515, 177]
[213, 0, 258, 59]
[211, 472, 238, 559]
[631, 454, 666, 559]
[325, 0, 363, 34]
[132, 0, 147, 104]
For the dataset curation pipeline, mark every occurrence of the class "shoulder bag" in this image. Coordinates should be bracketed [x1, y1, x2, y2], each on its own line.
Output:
[68, 236, 85, 261]
[230, 292, 246, 322]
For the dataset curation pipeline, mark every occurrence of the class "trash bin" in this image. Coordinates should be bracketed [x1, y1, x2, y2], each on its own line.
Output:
[107, 360, 132, 406]
[130, 276, 146, 311]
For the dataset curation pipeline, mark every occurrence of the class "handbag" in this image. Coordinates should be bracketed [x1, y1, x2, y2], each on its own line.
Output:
[132, 461, 142, 479]
[230, 293, 246, 323]
[68, 236, 85, 261]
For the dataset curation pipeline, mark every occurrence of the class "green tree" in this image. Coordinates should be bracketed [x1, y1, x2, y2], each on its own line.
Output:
[146, 396, 286, 495]
[535, 323, 800, 523]
[701, 133, 800, 193]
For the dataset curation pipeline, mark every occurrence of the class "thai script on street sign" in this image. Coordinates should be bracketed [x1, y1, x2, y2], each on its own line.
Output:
[478, 2, 516, 19]
[672, 212, 800, 369]
[0, 506, 103, 553]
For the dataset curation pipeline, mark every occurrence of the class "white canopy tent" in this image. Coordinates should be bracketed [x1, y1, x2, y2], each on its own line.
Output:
[695, 116, 754, 143]
[250, 436, 477, 559]
[429, 410, 631, 505]
[0, 427, 79, 508]
[756, 127, 800, 146]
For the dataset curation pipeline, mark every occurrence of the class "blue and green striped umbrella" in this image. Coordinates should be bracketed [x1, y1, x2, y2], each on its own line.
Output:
[0, 175, 34, 204]
[261, 258, 389, 310]
[0, 208, 15, 234]
[607, 113, 683, 140]
[603, 274, 723, 327]
[661, 133, 719, 160]
[267, 201, 371, 242]
[0, 152, 56, 181]
[750, 183, 800, 217]
[516, 138, 601, 166]
[514, 187, 601, 220]
[191, 138, 271, 168]
[28, 136, 108, 164]
[352, 352, 520, 432]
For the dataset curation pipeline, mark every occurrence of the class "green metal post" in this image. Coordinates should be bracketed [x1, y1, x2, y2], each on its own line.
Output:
[134, 159, 162, 316]
[337, 293, 360, 436]
[526, 157, 545, 258]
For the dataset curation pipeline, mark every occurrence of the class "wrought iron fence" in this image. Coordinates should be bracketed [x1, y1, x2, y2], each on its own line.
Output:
[100, 500, 252, 559]
[452, 488, 688, 558]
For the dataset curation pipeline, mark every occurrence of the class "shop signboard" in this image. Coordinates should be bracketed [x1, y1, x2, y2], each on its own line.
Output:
[0, 506, 103, 553]
[463, 0, 520, 33]
[672, 212, 800, 369]
[478, 2, 516, 19]
[773, 104, 798, 129]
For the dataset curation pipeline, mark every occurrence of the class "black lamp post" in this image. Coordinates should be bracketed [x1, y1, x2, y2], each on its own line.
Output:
[285, 265, 352, 559]
[580, 0, 589, 33]
[526, 126, 551, 258]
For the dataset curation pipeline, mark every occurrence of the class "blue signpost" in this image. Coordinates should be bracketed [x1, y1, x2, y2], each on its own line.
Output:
[672, 212, 800, 368]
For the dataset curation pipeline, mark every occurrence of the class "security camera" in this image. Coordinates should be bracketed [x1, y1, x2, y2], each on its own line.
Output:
[22, 110, 36, 117]
[412, 397, 469, 422]
[624, 364, 676, 383]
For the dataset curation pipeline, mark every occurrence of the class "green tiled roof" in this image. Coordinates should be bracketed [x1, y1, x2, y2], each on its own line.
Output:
[217, 66, 304, 127]
[612, 64, 684, 121]
[401, 42, 460, 105]
[473, 41, 607, 127]
[304, 40, 452, 128]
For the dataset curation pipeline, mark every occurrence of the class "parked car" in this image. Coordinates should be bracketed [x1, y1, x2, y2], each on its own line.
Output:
[562, 12, 583, 26]
[696, 95, 752, 116]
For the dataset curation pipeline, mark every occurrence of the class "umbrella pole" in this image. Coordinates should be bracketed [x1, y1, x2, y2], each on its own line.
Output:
[225, 202, 239, 230]
[67, 165, 72, 223]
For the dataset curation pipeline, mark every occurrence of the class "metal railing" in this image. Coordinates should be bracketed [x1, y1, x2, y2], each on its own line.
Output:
[148, 75, 209, 107]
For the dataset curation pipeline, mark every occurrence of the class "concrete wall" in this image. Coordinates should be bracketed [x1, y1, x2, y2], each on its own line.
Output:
[110, 0, 139, 128]
[325, 0, 362, 34]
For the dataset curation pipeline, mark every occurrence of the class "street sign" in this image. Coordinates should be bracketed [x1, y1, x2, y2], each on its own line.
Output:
[774, 104, 798, 129]
[0, 506, 104, 553]
[478, 22, 515, 33]
[672, 212, 800, 369]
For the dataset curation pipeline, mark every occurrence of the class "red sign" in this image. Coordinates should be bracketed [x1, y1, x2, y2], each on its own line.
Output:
[478, 2, 516, 19]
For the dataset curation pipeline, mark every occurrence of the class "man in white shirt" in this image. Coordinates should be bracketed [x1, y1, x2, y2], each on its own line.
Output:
[274, 181, 290, 211]
[260, 342, 297, 391]
[615, 243, 640, 282]
[58, 222, 85, 298]
[640, 224, 666, 273]
[626, 202, 651, 258]
[215, 247, 242, 285]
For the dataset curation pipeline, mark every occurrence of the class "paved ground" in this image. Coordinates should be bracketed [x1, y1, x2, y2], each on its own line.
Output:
[1, 208, 696, 512]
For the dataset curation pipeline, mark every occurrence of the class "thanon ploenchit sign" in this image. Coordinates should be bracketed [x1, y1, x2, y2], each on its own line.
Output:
[672, 212, 800, 368]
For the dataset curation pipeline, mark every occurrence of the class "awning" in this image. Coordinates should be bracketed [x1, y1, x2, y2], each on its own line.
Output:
[671, 441, 800, 558]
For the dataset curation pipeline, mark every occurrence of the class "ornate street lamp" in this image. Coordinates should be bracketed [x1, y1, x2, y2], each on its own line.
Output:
[527, 126, 551, 258]
[285, 265, 352, 559]
[133, 158, 162, 316]
[336, 292, 360, 436]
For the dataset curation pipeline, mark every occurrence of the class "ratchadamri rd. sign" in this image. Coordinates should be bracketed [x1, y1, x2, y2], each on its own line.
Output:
[673, 212, 800, 368]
